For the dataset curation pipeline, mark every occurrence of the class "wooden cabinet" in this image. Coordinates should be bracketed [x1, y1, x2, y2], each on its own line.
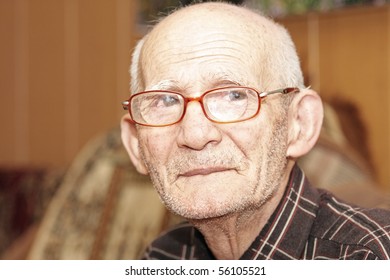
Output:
[0, 0, 138, 166]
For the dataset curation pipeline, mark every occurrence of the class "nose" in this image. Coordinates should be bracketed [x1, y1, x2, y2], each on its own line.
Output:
[176, 101, 222, 150]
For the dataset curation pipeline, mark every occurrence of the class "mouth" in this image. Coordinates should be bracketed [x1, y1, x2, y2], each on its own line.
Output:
[179, 167, 234, 177]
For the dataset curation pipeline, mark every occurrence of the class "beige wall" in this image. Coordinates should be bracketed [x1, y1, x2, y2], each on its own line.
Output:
[0, 0, 138, 167]
[279, 5, 390, 189]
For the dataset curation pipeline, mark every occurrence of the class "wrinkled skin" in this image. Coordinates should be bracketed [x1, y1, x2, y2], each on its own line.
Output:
[121, 3, 323, 259]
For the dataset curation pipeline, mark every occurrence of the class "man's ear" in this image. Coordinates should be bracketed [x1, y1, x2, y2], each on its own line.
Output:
[286, 88, 323, 159]
[120, 114, 148, 175]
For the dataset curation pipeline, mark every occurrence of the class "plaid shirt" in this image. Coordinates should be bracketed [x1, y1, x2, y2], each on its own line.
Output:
[142, 165, 390, 259]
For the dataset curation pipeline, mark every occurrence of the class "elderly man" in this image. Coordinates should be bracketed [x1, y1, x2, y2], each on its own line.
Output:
[121, 2, 390, 259]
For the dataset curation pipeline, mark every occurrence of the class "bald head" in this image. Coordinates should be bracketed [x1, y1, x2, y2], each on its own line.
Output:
[130, 2, 303, 94]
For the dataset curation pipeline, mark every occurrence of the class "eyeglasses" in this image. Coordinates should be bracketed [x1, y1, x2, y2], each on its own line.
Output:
[122, 86, 299, 127]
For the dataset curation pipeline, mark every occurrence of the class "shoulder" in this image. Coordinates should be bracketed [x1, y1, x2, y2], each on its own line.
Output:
[313, 190, 390, 259]
[142, 222, 213, 260]
[142, 222, 195, 260]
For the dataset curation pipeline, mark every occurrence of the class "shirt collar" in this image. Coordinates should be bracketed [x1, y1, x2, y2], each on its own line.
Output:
[240, 164, 321, 259]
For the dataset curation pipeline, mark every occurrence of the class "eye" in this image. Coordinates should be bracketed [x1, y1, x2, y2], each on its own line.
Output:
[156, 94, 181, 107]
[228, 90, 247, 101]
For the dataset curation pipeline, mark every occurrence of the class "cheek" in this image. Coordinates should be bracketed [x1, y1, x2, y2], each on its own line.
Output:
[225, 110, 287, 167]
[224, 119, 264, 156]
[138, 128, 177, 165]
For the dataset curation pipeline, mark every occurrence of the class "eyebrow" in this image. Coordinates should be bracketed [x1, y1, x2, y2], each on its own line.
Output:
[148, 73, 250, 92]
[207, 72, 248, 88]
[149, 80, 183, 91]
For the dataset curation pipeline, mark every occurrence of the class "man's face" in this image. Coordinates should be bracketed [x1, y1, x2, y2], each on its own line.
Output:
[135, 12, 291, 220]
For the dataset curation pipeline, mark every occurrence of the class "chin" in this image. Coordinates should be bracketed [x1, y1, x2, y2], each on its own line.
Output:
[163, 194, 261, 220]
[156, 175, 277, 220]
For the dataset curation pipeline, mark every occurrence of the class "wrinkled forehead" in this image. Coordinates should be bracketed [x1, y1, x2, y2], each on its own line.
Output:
[140, 4, 282, 89]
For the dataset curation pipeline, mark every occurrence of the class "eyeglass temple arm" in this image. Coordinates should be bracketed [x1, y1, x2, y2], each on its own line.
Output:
[122, 101, 129, 110]
[259, 87, 299, 98]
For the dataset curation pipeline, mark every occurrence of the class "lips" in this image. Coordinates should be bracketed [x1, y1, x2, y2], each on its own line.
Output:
[179, 167, 233, 177]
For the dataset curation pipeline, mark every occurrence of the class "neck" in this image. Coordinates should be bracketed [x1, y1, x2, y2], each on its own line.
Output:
[189, 165, 292, 259]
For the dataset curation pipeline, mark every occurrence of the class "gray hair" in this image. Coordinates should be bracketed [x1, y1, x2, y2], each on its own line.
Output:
[130, 38, 145, 94]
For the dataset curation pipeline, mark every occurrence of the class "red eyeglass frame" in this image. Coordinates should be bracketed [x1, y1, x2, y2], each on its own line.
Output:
[122, 86, 300, 127]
